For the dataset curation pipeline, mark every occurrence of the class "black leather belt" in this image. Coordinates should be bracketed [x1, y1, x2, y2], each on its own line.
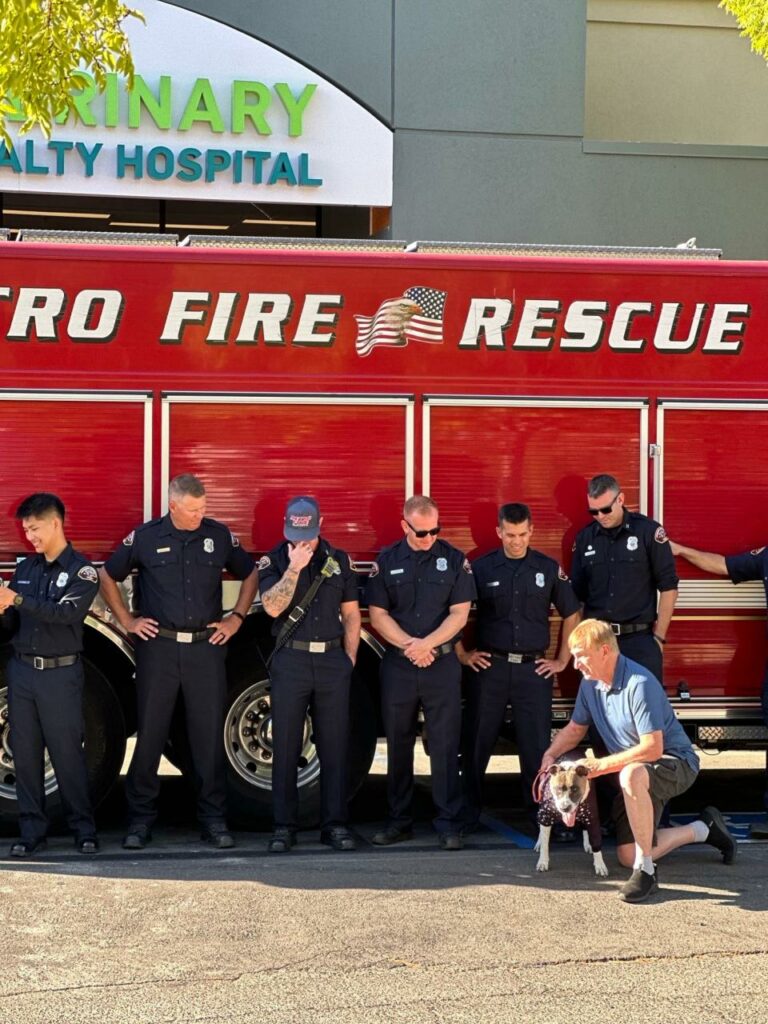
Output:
[284, 638, 342, 653]
[18, 653, 79, 671]
[157, 627, 212, 643]
[394, 641, 455, 659]
[609, 623, 653, 636]
[487, 648, 544, 664]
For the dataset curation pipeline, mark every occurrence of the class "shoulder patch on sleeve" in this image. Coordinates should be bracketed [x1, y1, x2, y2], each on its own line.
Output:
[558, 566, 569, 582]
[230, 532, 241, 548]
[257, 555, 271, 571]
[122, 530, 135, 547]
[462, 557, 473, 574]
[654, 526, 668, 544]
[77, 565, 98, 583]
[751, 547, 766, 556]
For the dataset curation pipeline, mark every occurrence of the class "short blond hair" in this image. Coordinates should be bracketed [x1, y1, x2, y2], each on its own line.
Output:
[568, 619, 619, 653]
[403, 495, 438, 518]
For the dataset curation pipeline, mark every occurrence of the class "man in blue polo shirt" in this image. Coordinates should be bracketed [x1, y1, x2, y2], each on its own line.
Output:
[541, 619, 736, 902]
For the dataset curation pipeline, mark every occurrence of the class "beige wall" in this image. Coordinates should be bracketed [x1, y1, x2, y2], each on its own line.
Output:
[586, 0, 768, 146]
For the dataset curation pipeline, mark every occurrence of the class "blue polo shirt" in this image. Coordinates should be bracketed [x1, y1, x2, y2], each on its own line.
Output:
[571, 654, 698, 772]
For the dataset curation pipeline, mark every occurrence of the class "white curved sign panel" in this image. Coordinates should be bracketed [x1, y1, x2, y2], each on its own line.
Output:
[1, 0, 393, 206]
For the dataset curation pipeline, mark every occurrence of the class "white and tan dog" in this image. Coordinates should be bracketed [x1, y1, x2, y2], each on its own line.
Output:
[534, 756, 608, 877]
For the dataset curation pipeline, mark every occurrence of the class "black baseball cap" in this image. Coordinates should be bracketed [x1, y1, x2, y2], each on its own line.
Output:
[284, 496, 320, 542]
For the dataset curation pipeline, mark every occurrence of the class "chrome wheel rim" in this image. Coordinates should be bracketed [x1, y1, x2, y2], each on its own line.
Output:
[223, 678, 320, 792]
[0, 686, 59, 801]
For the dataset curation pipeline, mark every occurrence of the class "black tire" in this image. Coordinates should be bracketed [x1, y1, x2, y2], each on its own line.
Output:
[0, 647, 127, 832]
[168, 639, 380, 829]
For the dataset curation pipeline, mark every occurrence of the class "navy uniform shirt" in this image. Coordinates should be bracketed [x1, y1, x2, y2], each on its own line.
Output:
[365, 537, 477, 638]
[258, 539, 359, 641]
[726, 546, 768, 634]
[472, 547, 580, 653]
[1, 543, 98, 656]
[571, 510, 678, 624]
[103, 516, 255, 630]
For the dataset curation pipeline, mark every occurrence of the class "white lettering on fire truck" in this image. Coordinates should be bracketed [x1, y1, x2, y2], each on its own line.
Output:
[458, 297, 750, 353]
[0, 287, 125, 342]
[159, 291, 342, 345]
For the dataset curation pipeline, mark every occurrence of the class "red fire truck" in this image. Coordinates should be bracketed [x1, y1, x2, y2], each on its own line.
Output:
[1, 234, 766, 827]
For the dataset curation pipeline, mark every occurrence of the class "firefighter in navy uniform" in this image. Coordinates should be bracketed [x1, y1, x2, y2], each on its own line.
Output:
[571, 474, 678, 682]
[99, 474, 258, 850]
[458, 503, 581, 827]
[367, 495, 476, 850]
[0, 493, 99, 858]
[259, 497, 361, 852]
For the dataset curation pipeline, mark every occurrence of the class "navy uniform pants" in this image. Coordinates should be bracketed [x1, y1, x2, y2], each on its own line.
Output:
[7, 655, 95, 842]
[381, 649, 463, 833]
[126, 636, 227, 827]
[618, 632, 663, 683]
[464, 658, 552, 822]
[269, 645, 352, 831]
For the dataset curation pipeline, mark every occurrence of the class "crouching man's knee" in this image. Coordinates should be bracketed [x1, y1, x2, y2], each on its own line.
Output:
[616, 842, 635, 868]
[619, 762, 650, 798]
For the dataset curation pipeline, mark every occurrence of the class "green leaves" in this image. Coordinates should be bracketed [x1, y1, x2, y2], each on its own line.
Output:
[719, 0, 768, 62]
[0, 0, 144, 146]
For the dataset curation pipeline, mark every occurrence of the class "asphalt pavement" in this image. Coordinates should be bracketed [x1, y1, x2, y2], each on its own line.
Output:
[2, 756, 768, 1023]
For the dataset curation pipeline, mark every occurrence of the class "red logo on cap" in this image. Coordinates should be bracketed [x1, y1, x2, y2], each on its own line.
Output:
[290, 514, 312, 527]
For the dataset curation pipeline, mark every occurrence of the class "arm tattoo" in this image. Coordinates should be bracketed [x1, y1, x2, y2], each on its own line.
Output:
[261, 568, 300, 617]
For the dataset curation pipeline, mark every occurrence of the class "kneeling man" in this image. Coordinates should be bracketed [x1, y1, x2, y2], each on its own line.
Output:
[541, 619, 735, 902]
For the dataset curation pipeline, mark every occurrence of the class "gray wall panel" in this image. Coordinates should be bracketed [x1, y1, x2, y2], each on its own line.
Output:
[394, 0, 586, 135]
[169, 0, 393, 121]
[391, 131, 768, 258]
[162, 1, 768, 259]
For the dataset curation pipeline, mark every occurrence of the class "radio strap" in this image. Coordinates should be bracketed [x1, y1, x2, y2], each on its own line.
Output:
[267, 554, 340, 665]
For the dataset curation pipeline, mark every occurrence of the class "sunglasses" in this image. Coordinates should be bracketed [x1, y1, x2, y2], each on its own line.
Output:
[587, 495, 619, 517]
[405, 520, 441, 538]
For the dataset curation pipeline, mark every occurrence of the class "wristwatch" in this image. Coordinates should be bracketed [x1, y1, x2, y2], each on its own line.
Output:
[12, 594, 23, 607]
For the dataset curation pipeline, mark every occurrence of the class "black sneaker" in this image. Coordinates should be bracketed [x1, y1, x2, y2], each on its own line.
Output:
[438, 832, 464, 851]
[76, 836, 100, 855]
[320, 827, 356, 851]
[701, 806, 737, 864]
[122, 825, 151, 850]
[200, 824, 235, 850]
[371, 826, 413, 846]
[9, 837, 47, 859]
[618, 868, 658, 903]
[268, 829, 296, 853]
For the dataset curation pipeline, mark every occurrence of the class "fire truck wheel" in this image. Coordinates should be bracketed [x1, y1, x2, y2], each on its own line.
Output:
[0, 652, 127, 830]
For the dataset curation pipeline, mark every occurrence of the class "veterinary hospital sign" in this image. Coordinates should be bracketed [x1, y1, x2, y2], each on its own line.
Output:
[0, 0, 393, 206]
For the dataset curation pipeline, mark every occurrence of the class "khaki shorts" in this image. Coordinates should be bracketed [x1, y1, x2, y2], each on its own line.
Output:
[612, 755, 699, 847]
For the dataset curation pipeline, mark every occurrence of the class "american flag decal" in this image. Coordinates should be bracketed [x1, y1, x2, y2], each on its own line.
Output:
[354, 285, 447, 357]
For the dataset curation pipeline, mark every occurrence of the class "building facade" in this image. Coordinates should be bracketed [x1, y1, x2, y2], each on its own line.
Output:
[2, 0, 767, 257]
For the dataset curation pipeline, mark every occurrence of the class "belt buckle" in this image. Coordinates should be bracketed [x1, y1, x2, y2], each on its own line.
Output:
[308, 641, 325, 654]
[610, 623, 621, 635]
[177, 631, 193, 644]
[33, 656, 46, 670]
[507, 653, 523, 664]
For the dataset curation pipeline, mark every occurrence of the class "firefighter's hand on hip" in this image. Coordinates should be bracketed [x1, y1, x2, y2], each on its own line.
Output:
[127, 615, 159, 640]
[207, 616, 240, 645]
